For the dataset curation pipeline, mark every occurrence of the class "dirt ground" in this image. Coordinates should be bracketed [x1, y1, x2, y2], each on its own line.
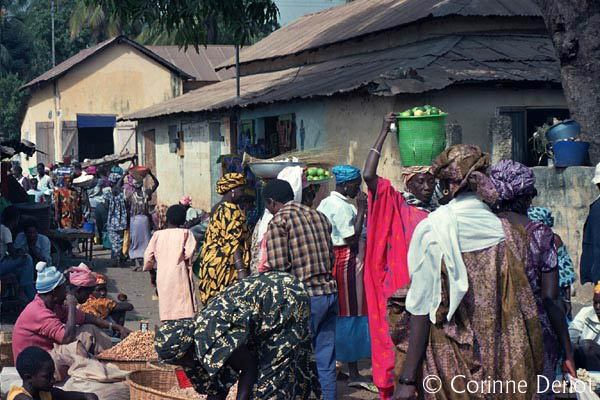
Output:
[1, 246, 379, 399]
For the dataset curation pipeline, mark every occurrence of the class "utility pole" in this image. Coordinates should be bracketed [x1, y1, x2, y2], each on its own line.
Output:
[235, 44, 240, 98]
[51, 0, 55, 67]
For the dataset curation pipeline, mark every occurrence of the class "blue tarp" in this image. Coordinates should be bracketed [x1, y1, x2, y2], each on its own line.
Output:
[77, 114, 116, 128]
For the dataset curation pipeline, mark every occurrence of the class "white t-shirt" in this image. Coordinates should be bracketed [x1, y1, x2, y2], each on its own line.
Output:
[0, 224, 13, 261]
[317, 191, 357, 246]
[37, 174, 54, 192]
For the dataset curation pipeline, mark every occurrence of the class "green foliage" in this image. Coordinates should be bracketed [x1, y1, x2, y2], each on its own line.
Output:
[82, 0, 280, 47]
[0, 73, 27, 139]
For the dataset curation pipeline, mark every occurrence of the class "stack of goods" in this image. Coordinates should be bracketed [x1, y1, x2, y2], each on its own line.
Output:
[396, 105, 448, 166]
[97, 331, 157, 371]
[167, 384, 238, 400]
[305, 167, 331, 183]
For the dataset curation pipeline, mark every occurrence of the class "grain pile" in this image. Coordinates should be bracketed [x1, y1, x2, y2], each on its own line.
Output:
[97, 331, 158, 360]
[167, 385, 237, 400]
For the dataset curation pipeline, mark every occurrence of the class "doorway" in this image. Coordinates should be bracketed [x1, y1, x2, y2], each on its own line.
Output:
[77, 114, 116, 160]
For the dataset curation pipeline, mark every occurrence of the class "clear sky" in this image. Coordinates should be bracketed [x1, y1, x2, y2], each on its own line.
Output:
[275, 0, 347, 26]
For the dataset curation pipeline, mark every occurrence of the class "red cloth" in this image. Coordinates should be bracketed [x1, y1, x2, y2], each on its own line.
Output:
[364, 178, 428, 398]
[12, 295, 86, 362]
[333, 245, 367, 317]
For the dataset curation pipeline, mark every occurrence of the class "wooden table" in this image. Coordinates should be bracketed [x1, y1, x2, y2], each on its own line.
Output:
[47, 229, 95, 262]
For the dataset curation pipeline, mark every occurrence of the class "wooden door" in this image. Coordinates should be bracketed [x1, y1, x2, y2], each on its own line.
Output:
[142, 129, 157, 204]
[35, 122, 55, 165]
[143, 129, 156, 172]
[61, 121, 78, 160]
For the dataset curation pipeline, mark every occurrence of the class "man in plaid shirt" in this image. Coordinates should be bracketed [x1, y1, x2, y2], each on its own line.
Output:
[263, 179, 338, 400]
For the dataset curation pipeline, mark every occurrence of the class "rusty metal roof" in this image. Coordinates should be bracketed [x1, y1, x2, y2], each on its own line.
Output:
[22, 36, 193, 90]
[218, 0, 542, 68]
[147, 45, 236, 82]
[124, 33, 559, 121]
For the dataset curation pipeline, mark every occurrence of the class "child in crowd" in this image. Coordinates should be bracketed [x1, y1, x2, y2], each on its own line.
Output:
[143, 204, 197, 322]
[8, 346, 98, 400]
[78, 273, 133, 326]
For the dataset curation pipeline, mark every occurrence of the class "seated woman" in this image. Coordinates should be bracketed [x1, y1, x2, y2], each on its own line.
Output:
[79, 272, 133, 327]
[14, 218, 52, 265]
[9, 346, 98, 400]
[569, 282, 600, 370]
[12, 262, 130, 364]
[155, 271, 321, 400]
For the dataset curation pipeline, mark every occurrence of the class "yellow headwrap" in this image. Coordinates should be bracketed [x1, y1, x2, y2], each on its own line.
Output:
[594, 281, 600, 295]
[400, 166, 433, 187]
[216, 172, 247, 195]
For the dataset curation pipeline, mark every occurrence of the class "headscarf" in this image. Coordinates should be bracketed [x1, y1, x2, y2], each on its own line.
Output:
[69, 263, 97, 287]
[216, 173, 246, 195]
[110, 166, 123, 174]
[332, 165, 361, 184]
[489, 160, 537, 202]
[527, 207, 554, 228]
[180, 196, 192, 206]
[155, 319, 196, 363]
[36, 262, 66, 294]
[594, 282, 600, 295]
[433, 144, 498, 205]
[401, 166, 432, 187]
[85, 166, 97, 175]
[94, 272, 107, 286]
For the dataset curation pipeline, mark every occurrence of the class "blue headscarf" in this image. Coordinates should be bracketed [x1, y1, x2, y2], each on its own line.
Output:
[527, 206, 554, 228]
[332, 165, 361, 184]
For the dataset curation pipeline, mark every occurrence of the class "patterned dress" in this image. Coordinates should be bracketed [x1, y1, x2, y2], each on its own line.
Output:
[53, 187, 82, 228]
[390, 221, 544, 400]
[197, 201, 250, 304]
[524, 221, 559, 399]
[156, 272, 321, 399]
[107, 191, 127, 261]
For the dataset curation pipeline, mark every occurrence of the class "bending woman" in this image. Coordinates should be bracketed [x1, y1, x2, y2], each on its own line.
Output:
[155, 271, 321, 400]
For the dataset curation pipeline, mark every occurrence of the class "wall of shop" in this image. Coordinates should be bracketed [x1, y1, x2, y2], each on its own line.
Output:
[137, 114, 230, 211]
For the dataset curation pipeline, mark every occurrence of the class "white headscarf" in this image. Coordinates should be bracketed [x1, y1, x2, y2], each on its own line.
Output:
[255, 166, 304, 243]
[406, 193, 505, 323]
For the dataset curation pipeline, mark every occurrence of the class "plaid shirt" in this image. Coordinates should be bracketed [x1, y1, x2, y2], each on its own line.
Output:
[265, 202, 337, 296]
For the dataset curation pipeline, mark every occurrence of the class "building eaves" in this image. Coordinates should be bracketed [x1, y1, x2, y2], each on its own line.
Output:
[21, 36, 194, 91]
[217, 0, 542, 69]
[124, 33, 559, 121]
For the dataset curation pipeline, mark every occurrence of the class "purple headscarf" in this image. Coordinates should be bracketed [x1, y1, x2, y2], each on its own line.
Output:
[489, 160, 537, 202]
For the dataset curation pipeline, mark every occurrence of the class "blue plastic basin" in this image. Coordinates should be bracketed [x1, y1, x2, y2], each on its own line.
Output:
[553, 140, 589, 167]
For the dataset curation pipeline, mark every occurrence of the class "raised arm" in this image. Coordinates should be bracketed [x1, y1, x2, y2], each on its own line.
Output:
[147, 170, 159, 194]
[363, 112, 396, 193]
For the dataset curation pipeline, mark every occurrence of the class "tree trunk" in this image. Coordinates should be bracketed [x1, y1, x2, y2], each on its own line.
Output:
[534, 0, 600, 162]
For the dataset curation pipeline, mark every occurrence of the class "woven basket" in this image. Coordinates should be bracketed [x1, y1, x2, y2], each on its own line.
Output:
[0, 331, 13, 368]
[127, 369, 189, 400]
[97, 356, 156, 372]
[397, 114, 447, 166]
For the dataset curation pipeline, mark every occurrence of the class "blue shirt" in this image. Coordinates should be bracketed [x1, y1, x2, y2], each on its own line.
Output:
[13, 232, 52, 265]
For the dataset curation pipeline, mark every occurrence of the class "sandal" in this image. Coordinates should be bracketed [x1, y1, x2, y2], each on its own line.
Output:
[348, 381, 378, 393]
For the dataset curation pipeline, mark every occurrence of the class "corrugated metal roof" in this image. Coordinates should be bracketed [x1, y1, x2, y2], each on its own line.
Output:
[22, 36, 193, 90]
[218, 0, 542, 68]
[146, 45, 236, 82]
[124, 34, 559, 121]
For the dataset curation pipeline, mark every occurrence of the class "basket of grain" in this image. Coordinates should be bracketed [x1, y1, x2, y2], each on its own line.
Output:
[0, 331, 13, 368]
[128, 370, 238, 400]
[147, 361, 178, 372]
[97, 331, 157, 372]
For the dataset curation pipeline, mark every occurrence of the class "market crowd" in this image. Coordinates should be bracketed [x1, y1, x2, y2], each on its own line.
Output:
[3, 113, 600, 400]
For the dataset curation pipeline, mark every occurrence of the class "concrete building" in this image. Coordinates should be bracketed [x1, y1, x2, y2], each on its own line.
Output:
[20, 36, 233, 168]
[124, 0, 567, 209]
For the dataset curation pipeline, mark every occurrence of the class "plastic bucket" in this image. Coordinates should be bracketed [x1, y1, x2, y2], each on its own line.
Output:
[83, 221, 96, 233]
[397, 114, 447, 166]
[553, 140, 589, 167]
